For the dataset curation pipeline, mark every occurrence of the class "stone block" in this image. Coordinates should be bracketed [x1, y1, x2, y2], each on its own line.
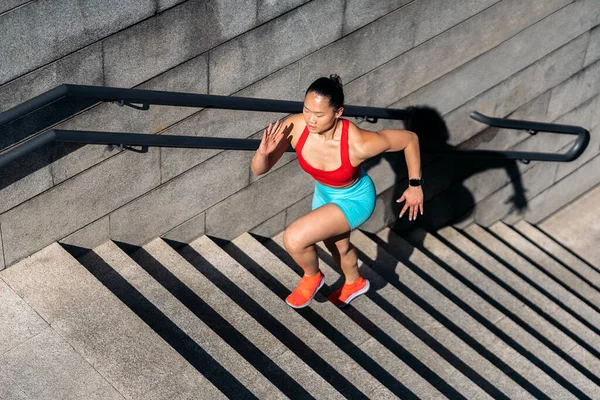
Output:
[412, 0, 499, 45]
[0, 224, 4, 270]
[343, 0, 411, 35]
[104, 0, 255, 88]
[50, 53, 209, 185]
[0, 369, 27, 400]
[284, 194, 312, 227]
[396, 2, 598, 146]
[0, 279, 48, 355]
[257, 0, 309, 24]
[110, 149, 250, 246]
[584, 24, 600, 67]
[0, 148, 160, 266]
[161, 62, 299, 182]
[0, 0, 155, 85]
[209, 0, 344, 95]
[345, 0, 573, 108]
[250, 210, 286, 237]
[520, 154, 600, 224]
[161, 212, 206, 245]
[298, 3, 416, 91]
[0, 43, 103, 112]
[0, 161, 53, 215]
[475, 160, 558, 226]
[157, 0, 187, 12]
[60, 216, 110, 254]
[441, 32, 589, 147]
[0, 328, 123, 399]
[205, 160, 314, 240]
[0, 1, 28, 14]
[547, 58, 600, 121]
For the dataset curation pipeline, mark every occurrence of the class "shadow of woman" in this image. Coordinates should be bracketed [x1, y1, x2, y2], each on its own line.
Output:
[361, 105, 528, 292]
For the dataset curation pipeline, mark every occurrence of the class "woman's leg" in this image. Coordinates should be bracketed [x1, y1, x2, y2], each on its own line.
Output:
[323, 232, 360, 283]
[283, 203, 351, 277]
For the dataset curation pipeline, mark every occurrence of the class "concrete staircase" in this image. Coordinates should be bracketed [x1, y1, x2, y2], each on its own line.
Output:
[1, 186, 599, 399]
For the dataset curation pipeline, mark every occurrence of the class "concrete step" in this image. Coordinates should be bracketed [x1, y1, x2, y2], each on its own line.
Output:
[511, 220, 600, 293]
[489, 222, 600, 324]
[226, 231, 443, 399]
[539, 184, 600, 269]
[0, 242, 225, 400]
[265, 232, 501, 399]
[183, 235, 394, 399]
[355, 228, 573, 399]
[90, 240, 285, 399]
[399, 226, 600, 398]
[462, 224, 600, 363]
[137, 236, 339, 399]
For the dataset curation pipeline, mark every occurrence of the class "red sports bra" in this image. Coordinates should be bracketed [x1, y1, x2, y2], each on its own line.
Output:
[296, 118, 361, 187]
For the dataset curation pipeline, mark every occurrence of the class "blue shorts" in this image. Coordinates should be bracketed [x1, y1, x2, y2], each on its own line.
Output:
[312, 169, 376, 230]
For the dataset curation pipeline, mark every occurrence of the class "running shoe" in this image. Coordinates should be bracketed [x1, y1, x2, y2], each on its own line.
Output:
[285, 271, 325, 309]
[327, 276, 370, 308]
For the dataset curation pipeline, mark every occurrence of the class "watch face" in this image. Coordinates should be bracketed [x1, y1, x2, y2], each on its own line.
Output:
[409, 179, 422, 187]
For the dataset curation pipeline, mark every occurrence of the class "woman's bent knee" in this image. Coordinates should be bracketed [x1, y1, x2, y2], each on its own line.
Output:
[283, 227, 307, 253]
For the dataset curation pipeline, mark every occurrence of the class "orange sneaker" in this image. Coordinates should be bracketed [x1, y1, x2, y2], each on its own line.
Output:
[285, 271, 325, 309]
[327, 277, 370, 308]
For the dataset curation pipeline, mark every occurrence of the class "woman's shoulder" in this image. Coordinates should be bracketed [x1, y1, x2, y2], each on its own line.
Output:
[283, 113, 306, 148]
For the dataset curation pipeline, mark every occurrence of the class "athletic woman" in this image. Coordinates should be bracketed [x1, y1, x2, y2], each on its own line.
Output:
[251, 75, 423, 309]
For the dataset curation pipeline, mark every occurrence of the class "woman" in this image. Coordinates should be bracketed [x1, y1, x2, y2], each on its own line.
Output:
[251, 75, 423, 309]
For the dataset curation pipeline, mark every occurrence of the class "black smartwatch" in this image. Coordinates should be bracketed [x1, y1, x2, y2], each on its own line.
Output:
[409, 178, 423, 187]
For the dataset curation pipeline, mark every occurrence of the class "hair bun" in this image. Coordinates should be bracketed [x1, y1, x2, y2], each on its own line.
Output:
[329, 74, 343, 87]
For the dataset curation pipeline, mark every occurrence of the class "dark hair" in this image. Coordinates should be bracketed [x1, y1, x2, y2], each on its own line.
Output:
[305, 74, 344, 110]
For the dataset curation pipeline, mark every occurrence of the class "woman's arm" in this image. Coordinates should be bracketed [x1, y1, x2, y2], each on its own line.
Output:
[352, 126, 424, 220]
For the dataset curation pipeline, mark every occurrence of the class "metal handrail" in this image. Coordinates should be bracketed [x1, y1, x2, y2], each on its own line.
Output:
[0, 85, 590, 169]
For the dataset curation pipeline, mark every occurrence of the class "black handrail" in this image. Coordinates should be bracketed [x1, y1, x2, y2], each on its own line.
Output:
[0, 84, 411, 128]
[0, 85, 590, 169]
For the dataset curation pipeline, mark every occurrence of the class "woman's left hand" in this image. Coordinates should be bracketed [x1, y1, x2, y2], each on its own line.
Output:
[397, 186, 424, 221]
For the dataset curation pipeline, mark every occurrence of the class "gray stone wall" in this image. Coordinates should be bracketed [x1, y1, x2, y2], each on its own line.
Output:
[1, 0, 599, 268]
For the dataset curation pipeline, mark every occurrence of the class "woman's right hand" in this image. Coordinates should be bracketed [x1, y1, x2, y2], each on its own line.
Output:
[258, 120, 284, 156]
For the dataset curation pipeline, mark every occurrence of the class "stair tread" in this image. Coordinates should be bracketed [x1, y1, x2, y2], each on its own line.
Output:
[402, 226, 600, 397]
[513, 220, 600, 292]
[464, 224, 600, 355]
[0, 242, 224, 400]
[437, 225, 600, 376]
[92, 240, 284, 399]
[268, 233, 496, 399]
[187, 235, 392, 399]
[231, 232, 443, 399]
[142, 236, 340, 399]
[356, 229, 575, 399]
[490, 222, 600, 321]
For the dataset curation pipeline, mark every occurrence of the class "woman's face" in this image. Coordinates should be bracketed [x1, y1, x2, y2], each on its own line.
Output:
[303, 91, 342, 134]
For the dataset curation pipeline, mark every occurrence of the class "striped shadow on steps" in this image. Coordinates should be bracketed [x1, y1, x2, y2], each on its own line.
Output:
[179, 235, 388, 399]
[78, 242, 261, 399]
[224, 231, 440, 399]
[490, 222, 600, 319]
[462, 224, 600, 357]
[352, 229, 572, 399]
[386, 226, 600, 398]
[512, 220, 600, 294]
[264, 232, 509, 399]
[129, 237, 340, 399]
